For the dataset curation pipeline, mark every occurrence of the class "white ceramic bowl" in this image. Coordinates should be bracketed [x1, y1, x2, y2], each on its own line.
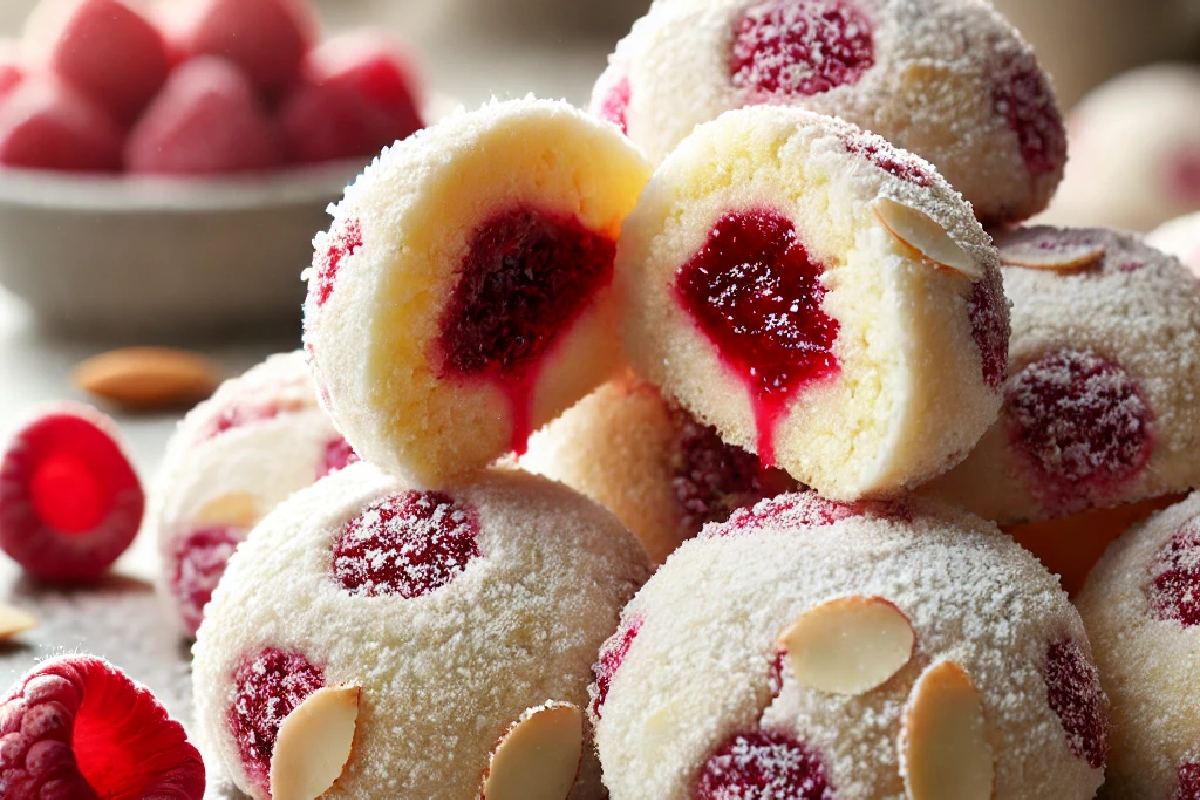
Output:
[0, 162, 362, 339]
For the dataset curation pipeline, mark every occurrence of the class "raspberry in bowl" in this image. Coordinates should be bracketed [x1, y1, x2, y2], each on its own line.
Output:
[304, 97, 652, 485]
[594, 0, 1065, 227]
[592, 491, 1107, 800]
[191, 461, 650, 800]
[148, 351, 356, 637]
[617, 106, 1006, 501]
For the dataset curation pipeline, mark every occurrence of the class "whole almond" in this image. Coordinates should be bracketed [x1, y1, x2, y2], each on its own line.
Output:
[73, 348, 221, 412]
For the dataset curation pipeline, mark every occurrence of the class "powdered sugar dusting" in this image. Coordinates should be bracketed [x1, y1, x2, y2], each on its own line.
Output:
[843, 133, 934, 187]
[695, 730, 834, 799]
[333, 491, 481, 599]
[717, 491, 910, 535]
[731, 0, 875, 98]
[311, 217, 363, 309]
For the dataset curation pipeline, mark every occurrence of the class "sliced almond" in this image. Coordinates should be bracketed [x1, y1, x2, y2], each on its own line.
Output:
[0, 604, 37, 639]
[194, 493, 259, 529]
[481, 702, 583, 800]
[778, 596, 915, 695]
[73, 348, 221, 413]
[874, 197, 981, 278]
[270, 684, 361, 800]
[996, 231, 1106, 271]
[901, 660, 994, 800]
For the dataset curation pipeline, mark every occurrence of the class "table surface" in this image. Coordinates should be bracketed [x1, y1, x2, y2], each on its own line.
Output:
[0, 36, 608, 797]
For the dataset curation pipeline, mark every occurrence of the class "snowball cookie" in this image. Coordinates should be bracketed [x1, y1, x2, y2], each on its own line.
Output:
[1076, 491, 1200, 799]
[618, 105, 1006, 501]
[593, 0, 1065, 226]
[591, 491, 1107, 800]
[925, 227, 1200, 527]
[192, 462, 650, 800]
[1148, 211, 1200, 279]
[1040, 65, 1200, 234]
[522, 372, 799, 564]
[148, 351, 357, 637]
[304, 97, 652, 485]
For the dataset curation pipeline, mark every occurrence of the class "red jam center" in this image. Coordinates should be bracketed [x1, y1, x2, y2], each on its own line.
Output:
[169, 527, 243, 636]
[599, 75, 631, 134]
[731, 0, 875, 97]
[29, 453, 108, 534]
[1043, 639, 1109, 770]
[333, 491, 481, 598]
[312, 217, 363, 308]
[229, 648, 324, 791]
[319, 437, 360, 479]
[1149, 519, 1200, 627]
[674, 210, 840, 465]
[1005, 351, 1151, 514]
[695, 730, 833, 799]
[438, 207, 617, 453]
[0, 656, 205, 800]
[991, 54, 1066, 178]
[967, 270, 1010, 389]
[670, 404, 800, 537]
[1177, 762, 1200, 800]
[590, 615, 642, 720]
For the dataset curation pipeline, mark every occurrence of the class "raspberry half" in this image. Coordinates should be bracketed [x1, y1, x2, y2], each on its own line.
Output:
[695, 730, 833, 799]
[590, 614, 642, 720]
[0, 406, 143, 583]
[228, 647, 324, 792]
[674, 210, 840, 466]
[333, 491, 481, 598]
[0, 654, 204, 799]
[731, 0, 875, 98]
[1043, 639, 1109, 770]
[1005, 351, 1152, 514]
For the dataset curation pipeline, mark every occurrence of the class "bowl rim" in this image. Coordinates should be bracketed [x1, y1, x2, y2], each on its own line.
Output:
[0, 160, 365, 212]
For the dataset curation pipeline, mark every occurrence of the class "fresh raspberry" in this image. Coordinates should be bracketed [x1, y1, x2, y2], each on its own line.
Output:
[0, 405, 143, 583]
[333, 491, 481, 598]
[311, 217, 363, 309]
[597, 74, 630, 134]
[1176, 761, 1200, 800]
[991, 52, 1066, 178]
[731, 0, 875, 97]
[1149, 519, 1200, 627]
[438, 207, 617, 452]
[670, 404, 800, 538]
[843, 134, 935, 187]
[695, 730, 833, 799]
[0, 655, 204, 799]
[1005, 351, 1152, 514]
[674, 210, 840, 465]
[1043, 639, 1109, 770]
[228, 648, 323, 792]
[319, 437, 359, 479]
[968, 268, 1010, 388]
[590, 615, 642, 720]
[168, 527, 243, 636]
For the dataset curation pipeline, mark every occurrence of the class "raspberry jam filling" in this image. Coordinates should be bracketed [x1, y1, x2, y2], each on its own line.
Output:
[731, 0, 875, 97]
[674, 209, 840, 466]
[229, 648, 324, 791]
[598, 75, 631, 134]
[991, 54, 1066, 178]
[1177, 762, 1200, 800]
[169, 527, 243, 636]
[438, 207, 617, 454]
[842, 134, 934, 188]
[1005, 351, 1152, 515]
[1043, 639, 1109, 770]
[718, 492, 910, 535]
[1149, 519, 1200, 626]
[695, 730, 833, 799]
[311, 217, 363, 308]
[590, 615, 642, 720]
[670, 404, 800, 537]
[0, 655, 205, 800]
[319, 437, 360, 479]
[333, 491, 481, 598]
[967, 269, 1010, 388]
